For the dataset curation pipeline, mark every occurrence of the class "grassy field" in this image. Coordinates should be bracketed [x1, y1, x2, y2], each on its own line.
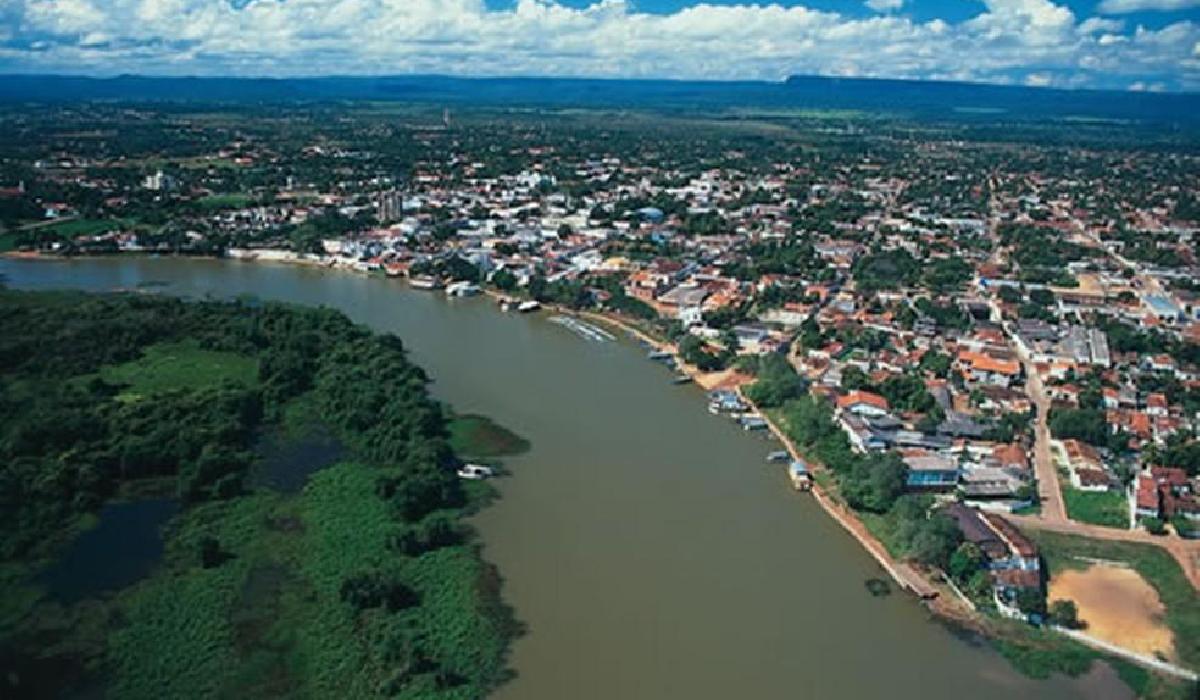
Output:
[448, 414, 529, 459]
[1028, 530, 1200, 672]
[1063, 488, 1129, 529]
[41, 218, 124, 237]
[100, 342, 259, 398]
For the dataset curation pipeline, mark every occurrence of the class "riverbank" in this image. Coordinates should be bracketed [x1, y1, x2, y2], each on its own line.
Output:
[569, 302, 1199, 694]
[7, 253, 1194, 698]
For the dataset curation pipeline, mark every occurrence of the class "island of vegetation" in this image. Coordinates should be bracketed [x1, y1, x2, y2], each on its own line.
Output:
[0, 288, 521, 698]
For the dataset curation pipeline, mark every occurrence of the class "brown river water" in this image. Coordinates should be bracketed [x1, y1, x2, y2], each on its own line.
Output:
[0, 257, 1131, 700]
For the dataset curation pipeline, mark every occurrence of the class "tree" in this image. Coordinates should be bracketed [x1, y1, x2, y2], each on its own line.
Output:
[1015, 587, 1046, 617]
[842, 453, 906, 513]
[744, 354, 805, 408]
[340, 571, 420, 611]
[948, 542, 986, 582]
[491, 269, 517, 292]
[905, 514, 963, 569]
[1048, 408, 1108, 447]
[1048, 599, 1081, 629]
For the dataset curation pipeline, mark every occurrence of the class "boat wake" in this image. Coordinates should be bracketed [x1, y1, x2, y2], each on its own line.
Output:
[549, 315, 616, 343]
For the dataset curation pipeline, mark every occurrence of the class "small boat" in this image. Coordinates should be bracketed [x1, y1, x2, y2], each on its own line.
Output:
[647, 350, 672, 361]
[766, 451, 790, 463]
[671, 374, 692, 385]
[456, 464, 495, 480]
[446, 281, 481, 297]
[739, 415, 768, 431]
[517, 300, 541, 313]
[410, 275, 443, 290]
[789, 460, 813, 491]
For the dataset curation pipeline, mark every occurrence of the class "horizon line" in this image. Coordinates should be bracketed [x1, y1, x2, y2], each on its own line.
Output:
[2, 71, 1196, 98]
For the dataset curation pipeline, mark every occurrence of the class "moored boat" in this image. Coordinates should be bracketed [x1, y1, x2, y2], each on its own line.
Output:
[410, 275, 443, 290]
[788, 460, 813, 491]
[456, 464, 495, 480]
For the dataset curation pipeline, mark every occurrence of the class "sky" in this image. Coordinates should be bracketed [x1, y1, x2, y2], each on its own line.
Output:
[0, 0, 1196, 92]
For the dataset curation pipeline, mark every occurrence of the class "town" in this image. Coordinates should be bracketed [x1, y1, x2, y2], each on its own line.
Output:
[2, 101, 1198, 692]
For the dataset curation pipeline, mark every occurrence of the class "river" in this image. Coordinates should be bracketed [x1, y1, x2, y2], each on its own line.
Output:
[0, 257, 1129, 700]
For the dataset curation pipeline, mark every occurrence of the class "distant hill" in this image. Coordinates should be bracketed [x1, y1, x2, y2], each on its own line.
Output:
[1, 73, 1196, 126]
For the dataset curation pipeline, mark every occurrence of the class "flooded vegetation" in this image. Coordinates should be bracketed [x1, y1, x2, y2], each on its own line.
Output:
[0, 283, 516, 699]
[38, 499, 179, 603]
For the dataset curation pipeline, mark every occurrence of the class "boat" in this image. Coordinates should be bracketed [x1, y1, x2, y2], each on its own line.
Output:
[671, 374, 693, 385]
[446, 281, 481, 297]
[647, 350, 672, 361]
[410, 275, 443, 290]
[788, 460, 813, 491]
[456, 464, 495, 480]
[517, 300, 541, 313]
[766, 451, 790, 463]
[739, 415, 768, 431]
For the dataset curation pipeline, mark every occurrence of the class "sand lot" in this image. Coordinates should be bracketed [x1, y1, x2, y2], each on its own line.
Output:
[1048, 563, 1175, 660]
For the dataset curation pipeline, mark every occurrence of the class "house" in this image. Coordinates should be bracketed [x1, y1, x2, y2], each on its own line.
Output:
[836, 391, 891, 417]
[944, 505, 1043, 619]
[1058, 439, 1116, 491]
[991, 443, 1031, 474]
[958, 351, 1022, 387]
[903, 453, 960, 491]
[1135, 467, 1199, 527]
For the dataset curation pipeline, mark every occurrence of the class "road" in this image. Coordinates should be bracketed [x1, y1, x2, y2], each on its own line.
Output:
[1023, 357, 1068, 523]
[1009, 513, 1200, 592]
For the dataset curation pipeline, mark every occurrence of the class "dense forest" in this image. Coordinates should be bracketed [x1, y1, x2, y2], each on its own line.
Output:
[0, 289, 517, 698]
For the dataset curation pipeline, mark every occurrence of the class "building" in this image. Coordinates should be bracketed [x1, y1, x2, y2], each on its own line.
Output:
[836, 391, 891, 417]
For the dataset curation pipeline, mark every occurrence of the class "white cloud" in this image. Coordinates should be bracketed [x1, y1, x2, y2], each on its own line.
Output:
[1098, 0, 1200, 13]
[0, 0, 1193, 91]
[1078, 17, 1124, 34]
[865, 0, 905, 12]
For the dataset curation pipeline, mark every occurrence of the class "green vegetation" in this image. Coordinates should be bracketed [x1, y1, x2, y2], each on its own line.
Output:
[1048, 407, 1109, 447]
[1062, 488, 1128, 529]
[196, 193, 254, 210]
[98, 341, 259, 398]
[853, 249, 918, 293]
[42, 218, 123, 237]
[0, 290, 516, 698]
[743, 353, 806, 408]
[989, 622, 1194, 700]
[448, 414, 530, 459]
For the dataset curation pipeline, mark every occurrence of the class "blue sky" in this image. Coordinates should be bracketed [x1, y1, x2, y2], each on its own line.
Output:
[1, 1, 1197, 92]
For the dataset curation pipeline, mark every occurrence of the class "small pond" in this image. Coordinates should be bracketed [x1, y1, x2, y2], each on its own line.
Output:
[249, 429, 344, 494]
[39, 499, 179, 603]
